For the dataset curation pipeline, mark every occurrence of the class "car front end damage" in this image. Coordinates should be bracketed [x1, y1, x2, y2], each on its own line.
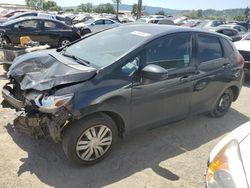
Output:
[2, 49, 97, 142]
[2, 81, 73, 142]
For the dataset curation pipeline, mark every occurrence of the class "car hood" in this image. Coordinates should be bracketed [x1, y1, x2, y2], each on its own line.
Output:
[234, 40, 250, 51]
[8, 49, 97, 91]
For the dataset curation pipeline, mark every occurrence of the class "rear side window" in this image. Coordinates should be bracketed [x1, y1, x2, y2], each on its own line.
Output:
[104, 20, 114, 24]
[146, 33, 192, 70]
[197, 34, 223, 63]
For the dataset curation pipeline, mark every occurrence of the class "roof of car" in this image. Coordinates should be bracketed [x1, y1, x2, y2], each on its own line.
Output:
[2, 16, 65, 25]
[119, 24, 229, 39]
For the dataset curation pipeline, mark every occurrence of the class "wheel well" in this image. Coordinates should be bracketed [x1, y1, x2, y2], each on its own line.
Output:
[2, 35, 11, 43]
[229, 86, 239, 101]
[103, 111, 125, 138]
[74, 111, 125, 138]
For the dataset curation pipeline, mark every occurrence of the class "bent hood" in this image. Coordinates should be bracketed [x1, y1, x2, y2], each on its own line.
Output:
[8, 49, 97, 91]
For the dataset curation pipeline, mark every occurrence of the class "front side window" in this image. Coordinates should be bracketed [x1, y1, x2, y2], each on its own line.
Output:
[14, 20, 39, 29]
[197, 34, 223, 63]
[146, 33, 192, 70]
[94, 20, 104, 25]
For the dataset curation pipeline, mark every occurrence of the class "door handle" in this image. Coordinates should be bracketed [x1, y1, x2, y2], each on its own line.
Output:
[180, 75, 193, 82]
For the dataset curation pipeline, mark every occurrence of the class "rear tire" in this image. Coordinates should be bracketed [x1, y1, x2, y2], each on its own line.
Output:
[210, 88, 233, 118]
[58, 38, 71, 47]
[62, 113, 118, 165]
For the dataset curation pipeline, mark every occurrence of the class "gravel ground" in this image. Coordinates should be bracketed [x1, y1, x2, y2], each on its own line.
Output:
[0, 65, 249, 188]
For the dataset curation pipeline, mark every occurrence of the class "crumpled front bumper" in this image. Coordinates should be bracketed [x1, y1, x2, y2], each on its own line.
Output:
[2, 86, 24, 110]
[2, 84, 71, 142]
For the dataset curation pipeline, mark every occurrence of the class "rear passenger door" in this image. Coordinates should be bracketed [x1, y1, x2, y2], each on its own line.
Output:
[191, 33, 230, 114]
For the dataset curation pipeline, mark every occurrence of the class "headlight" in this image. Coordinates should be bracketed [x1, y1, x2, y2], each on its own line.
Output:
[34, 94, 74, 113]
[206, 140, 248, 188]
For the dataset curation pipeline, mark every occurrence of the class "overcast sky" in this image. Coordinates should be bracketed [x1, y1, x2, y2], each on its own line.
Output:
[0, 0, 249, 10]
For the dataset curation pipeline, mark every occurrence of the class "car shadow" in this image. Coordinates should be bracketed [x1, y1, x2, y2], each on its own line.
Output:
[5, 109, 250, 188]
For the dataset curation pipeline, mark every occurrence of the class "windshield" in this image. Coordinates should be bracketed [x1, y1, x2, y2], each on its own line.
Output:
[64, 27, 152, 68]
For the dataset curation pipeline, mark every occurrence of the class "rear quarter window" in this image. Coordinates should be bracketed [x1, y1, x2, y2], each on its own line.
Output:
[197, 34, 223, 63]
[221, 38, 236, 59]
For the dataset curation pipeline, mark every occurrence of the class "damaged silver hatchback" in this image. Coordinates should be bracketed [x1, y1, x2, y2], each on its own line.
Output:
[2, 24, 244, 165]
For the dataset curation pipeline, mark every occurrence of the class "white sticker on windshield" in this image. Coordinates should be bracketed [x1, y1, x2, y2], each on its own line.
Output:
[130, 31, 151, 37]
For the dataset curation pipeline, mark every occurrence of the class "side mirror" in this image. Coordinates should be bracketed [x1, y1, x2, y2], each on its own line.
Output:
[141, 64, 168, 81]
[91, 22, 95, 26]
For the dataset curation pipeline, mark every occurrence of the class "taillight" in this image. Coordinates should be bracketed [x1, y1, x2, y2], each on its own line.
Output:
[237, 52, 245, 69]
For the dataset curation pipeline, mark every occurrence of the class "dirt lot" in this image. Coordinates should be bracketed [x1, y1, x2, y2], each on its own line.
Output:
[0, 65, 249, 188]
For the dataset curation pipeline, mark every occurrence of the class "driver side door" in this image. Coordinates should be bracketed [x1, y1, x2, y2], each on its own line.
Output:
[131, 33, 197, 130]
[10, 19, 41, 44]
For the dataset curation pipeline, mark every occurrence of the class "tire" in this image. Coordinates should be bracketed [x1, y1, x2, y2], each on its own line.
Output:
[0, 36, 10, 45]
[210, 88, 233, 118]
[81, 29, 91, 36]
[58, 38, 71, 47]
[62, 113, 118, 165]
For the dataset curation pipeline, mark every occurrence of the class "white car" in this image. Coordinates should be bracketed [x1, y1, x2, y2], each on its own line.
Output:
[234, 32, 250, 77]
[206, 121, 250, 188]
[74, 18, 120, 36]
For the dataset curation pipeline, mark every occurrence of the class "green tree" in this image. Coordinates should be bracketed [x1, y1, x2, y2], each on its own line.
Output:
[94, 3, 115, 14]
[197, 9, 203, 17]
[155, 10, 165, 15]
[244, 6, 249, 19]
[78, 3, 93, 12]
[25, 0, 43, 9]
[43, 0, 61, 11]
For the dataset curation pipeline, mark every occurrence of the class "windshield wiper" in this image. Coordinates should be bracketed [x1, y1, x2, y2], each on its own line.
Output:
[62, 52, 90, 67]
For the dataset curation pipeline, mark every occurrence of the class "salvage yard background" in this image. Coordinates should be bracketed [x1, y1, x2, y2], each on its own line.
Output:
[0, 65, 250, 188]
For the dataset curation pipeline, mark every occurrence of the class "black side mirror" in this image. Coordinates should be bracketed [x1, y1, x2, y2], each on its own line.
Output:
[142, 64, 168, 81]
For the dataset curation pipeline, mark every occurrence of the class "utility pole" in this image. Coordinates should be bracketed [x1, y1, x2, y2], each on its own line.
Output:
[137, 0, 142, 20]
[113, 0, 121, 20]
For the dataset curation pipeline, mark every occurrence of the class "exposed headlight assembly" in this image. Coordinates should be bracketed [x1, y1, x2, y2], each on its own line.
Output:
[34, 94, 74, 113]
[206, 140, 248, 188]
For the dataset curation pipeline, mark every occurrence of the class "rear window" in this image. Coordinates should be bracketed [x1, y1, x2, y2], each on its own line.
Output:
[197, 34, 223, 63]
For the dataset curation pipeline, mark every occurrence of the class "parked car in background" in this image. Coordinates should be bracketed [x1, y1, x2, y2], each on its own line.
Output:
[74, 18, 120, 36]
[210, 27, 242, 42]
[0, 17, 81, 47]
[206, 121, 250, 188]
[201, 20, 226, 29]
[0, 10, 28, 23]
[157, 19, 175, 25]
[234, 32, 250, 78]
[219, 24, 248, 35]
[6, 12, 66, 23]
[181, 19, 201, 27]
[2, 24, 244, 165]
